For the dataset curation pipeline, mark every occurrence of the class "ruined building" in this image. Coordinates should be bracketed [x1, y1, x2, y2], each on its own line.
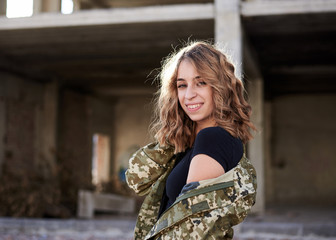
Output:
[0, 0, 335, 217]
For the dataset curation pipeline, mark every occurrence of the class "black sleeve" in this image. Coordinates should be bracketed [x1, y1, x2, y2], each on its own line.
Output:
[191, 127, 243, 172]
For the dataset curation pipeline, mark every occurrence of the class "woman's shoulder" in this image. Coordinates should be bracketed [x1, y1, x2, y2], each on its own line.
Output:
[193, 127, 243, 172]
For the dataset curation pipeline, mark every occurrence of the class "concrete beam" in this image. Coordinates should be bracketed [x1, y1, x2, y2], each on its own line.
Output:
[241, 0, 336, 16]
[0, 3, 214, 30]
[268, 65, 336, 75]
[93, 86, 156, 96]
[0, 56, 52, 82]
[77, 190, 135, 218]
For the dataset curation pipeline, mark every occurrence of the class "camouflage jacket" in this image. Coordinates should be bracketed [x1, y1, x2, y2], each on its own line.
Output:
[126, 142, 257, 240]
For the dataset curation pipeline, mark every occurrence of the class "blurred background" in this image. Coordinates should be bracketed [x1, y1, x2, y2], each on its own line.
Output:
[0, 0, 335, 239]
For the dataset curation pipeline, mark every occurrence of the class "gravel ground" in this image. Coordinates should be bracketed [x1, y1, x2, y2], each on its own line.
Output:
[1, 207, 336, 240]
[0, 217, 135, 240]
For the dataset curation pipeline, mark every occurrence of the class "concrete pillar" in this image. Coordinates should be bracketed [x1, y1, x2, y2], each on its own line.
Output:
[35, 80, 58, 176]
[33, 0, 42, 14]
[264, 101, 273, 204]
[0, 0, 6, 16]
[43, 0, 61, 12]
[73, 0, 81, 11]
[248, 79, 265, 213]
[215, 0, 265, 213]
[0, 97, 5, 175]
[243, 35, 266, 213]
[215, 0, 242, 78]
[33, 0, 61, 13]
[44, 80, 58, 173]
[0, 76, 9, 176]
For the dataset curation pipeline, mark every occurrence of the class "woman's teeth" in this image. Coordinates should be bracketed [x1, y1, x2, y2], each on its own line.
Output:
[187, 104, 201, 109]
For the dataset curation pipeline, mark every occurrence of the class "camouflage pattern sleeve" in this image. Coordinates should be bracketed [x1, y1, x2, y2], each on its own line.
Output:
[133, 165, 173, 239]
[125, 142, 175, 196]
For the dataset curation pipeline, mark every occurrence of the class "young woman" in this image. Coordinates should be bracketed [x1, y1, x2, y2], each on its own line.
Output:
[126, 41, 257, 240]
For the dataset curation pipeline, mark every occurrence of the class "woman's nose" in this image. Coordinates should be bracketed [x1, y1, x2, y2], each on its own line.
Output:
[185, 85, 197, 100]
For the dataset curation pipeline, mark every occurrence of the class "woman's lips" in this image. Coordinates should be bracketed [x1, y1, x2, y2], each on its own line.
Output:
[186, 103, 202, 111]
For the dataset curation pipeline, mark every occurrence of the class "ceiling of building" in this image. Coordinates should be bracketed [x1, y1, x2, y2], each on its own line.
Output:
[243, 12, 336, 99]
[0, 2, 335, 99]
[0, 18, 214, 96]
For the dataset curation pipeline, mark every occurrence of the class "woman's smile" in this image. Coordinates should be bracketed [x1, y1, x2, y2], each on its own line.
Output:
[186, 103, 203, 111]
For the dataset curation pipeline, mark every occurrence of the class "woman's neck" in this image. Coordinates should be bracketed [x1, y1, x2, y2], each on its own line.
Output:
[196, 119, 217, 134]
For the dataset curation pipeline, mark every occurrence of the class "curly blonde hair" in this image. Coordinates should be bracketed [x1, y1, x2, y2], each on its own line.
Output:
[151, 41, 256, 153]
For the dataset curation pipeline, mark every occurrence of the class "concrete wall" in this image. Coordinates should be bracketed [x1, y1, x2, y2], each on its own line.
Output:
[267, 94, 336, 206]
[56, 90, 91, 212]
[0, 76, 121, 216]
[0, 74, 64, 217]
[0, 73, 43, 175]
[57, 90, 117, 210]
[113, 95, 154, 174]
[58, 89, 92, 185]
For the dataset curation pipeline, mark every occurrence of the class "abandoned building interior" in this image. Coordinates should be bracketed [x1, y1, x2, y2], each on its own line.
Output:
[0, 0, 335, 218]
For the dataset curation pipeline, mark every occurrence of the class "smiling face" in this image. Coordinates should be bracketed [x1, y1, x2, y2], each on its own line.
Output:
[176, 59, 216, 132]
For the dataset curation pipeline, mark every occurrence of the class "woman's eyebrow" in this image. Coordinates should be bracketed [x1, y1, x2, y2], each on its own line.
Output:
[176, 76, 201, 82]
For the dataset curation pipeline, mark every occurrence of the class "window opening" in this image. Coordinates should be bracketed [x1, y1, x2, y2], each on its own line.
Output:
[61, 0, 73, 14]
[6, 0, 33, 18]
[92, 134, 111, 188]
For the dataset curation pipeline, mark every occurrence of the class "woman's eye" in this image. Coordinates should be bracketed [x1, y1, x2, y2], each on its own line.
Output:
[197, 81, 207, 86]
[177, 84, 187, 88]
